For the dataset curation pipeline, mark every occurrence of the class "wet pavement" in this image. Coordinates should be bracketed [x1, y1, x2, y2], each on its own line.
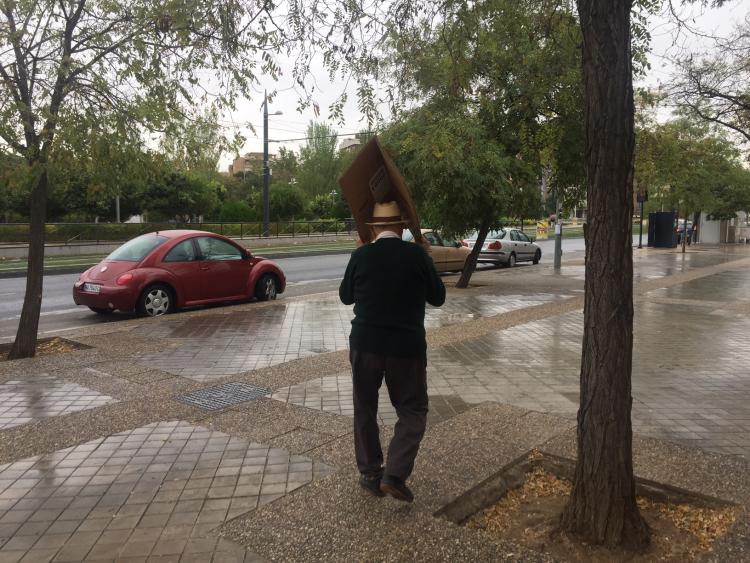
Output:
[134, 293, 564, 382]
[0, 244, 749, 561]
[0, 376, 115, 431]
[0, 421, 330, 562]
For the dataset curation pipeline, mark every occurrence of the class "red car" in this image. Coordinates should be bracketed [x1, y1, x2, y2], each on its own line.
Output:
[73, 230, 286, 317]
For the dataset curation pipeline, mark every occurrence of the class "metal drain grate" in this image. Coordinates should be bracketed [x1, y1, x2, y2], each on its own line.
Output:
[177, 382, 271, 410]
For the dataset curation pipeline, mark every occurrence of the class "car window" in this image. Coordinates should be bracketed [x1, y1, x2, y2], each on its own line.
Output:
[510, 231, 520, 241]
[107, 234, 168, 262]
[424, 232, 442, 246]
[468, 229, 505, 241]
[402, 230, 415, 242]
[164, 239, 197, 262]
[516, 231, 531, 242]
[196, 237, 243, 261]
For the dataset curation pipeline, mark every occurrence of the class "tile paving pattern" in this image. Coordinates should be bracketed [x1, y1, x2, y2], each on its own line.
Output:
[0, 421, 331, 562]
[546, 249, 746, 283]
[0, 376, 115, 431]
[271, 374, 474, 427]
[430, 278, 750, 456]
[273, 269, 750, 457]
[135, 294, 564, 382]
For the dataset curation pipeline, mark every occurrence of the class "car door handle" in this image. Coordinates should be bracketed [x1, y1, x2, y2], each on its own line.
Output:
[200, 265, 210, 271]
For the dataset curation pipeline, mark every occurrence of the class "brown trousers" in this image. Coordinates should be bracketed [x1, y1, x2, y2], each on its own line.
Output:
[350, 350, 428, 480]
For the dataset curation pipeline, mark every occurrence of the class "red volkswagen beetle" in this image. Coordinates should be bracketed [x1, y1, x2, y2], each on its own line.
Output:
[73, 230, 286, 317]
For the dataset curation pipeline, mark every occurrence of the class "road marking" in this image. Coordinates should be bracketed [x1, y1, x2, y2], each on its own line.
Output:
[0, 307, 83, 321]
[287, 278, 343, 286]
[0, 323, 95, 342]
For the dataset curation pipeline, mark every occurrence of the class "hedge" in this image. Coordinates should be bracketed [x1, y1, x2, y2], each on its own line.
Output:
[0, 221, 356, 244]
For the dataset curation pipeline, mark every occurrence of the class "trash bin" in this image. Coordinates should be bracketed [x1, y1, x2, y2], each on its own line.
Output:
[648, 212, 677, 248]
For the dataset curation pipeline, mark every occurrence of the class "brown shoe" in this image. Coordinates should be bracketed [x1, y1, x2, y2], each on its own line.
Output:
[380, 475, 414, 502]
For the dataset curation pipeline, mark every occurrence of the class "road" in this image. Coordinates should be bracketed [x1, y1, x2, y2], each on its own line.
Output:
[0, 237, 588, 342]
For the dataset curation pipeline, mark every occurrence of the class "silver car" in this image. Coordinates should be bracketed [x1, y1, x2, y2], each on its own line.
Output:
[462, 228, 541, 267]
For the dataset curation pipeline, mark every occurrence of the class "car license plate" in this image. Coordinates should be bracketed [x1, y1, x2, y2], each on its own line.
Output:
[83, 283, 101, 294]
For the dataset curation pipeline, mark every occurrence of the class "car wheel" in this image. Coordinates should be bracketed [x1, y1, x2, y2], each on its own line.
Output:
[533, 250, 541, 265]
[88, 307, 113, 315]
[507, 253, 516, 268]
[138, 285, 173, 317]
[255, 274, 278, 301]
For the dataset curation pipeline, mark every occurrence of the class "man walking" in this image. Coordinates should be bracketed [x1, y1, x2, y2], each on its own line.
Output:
[339, 201, 445, 502]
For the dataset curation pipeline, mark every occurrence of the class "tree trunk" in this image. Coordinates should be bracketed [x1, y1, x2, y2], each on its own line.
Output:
[8, 164, 48, 360]
[560, 0, 650, 551]
[455, 219, 491, 289]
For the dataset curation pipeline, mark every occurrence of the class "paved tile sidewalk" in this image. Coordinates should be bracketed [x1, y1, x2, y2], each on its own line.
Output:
[0, 376, 115, 431]
[1, 245, 750, 562]
[134, 293, 564, 382]
[270, 266, 750, 457]
[0, 421, 331, 562]
[270, 374, 473, 426]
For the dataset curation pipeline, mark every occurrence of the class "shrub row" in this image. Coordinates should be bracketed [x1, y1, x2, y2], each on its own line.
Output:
[0, 221, 356, 244]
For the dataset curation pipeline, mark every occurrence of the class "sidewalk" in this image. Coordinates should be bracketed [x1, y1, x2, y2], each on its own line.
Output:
[0, 245, 749, 561]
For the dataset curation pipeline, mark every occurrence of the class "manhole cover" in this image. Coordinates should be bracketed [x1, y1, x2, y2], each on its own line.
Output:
[177, 382, 271, 410]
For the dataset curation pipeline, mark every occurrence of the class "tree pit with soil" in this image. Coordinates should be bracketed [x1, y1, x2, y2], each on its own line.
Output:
[438, 451, 738, 562]
[0, 337, 89, 361]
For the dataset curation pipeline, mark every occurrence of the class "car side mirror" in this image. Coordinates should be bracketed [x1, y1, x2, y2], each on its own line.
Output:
[529, 237, 536, 242]
[243, 250, 252, 259]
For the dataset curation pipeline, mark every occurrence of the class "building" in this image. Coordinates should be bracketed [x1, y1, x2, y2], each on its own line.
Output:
[698, 211, 749, 244]
[339, 138, 362, 153]
[229, 152, 265, 176]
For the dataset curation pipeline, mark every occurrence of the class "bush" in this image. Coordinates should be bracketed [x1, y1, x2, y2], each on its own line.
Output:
[218, 201, 257, 222]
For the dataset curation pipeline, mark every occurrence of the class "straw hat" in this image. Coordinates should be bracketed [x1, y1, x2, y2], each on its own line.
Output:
[366, 201, 408, 226]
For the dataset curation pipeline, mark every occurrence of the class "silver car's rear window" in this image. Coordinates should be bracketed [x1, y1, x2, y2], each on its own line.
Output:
[467, 229, 506, 240]
[107, 234, 168, 262]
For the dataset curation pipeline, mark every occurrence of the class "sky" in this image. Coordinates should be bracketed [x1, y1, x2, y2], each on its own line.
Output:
[217, 0, 750, 170]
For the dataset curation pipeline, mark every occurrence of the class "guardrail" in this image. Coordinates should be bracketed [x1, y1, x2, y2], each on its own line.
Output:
[0, 220, 357, 245]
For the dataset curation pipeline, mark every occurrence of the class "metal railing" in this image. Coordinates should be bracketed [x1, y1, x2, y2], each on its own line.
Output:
[0, 220, 356, 245]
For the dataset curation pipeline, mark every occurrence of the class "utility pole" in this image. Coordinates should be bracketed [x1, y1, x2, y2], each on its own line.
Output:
[262, 91, 282, 238]
[637, 189, 647, 249]
[262, 91, 270, 238]
[115, 196, 121, 223]
[554, 191, 562, 270]
[638, 199, 644, 248]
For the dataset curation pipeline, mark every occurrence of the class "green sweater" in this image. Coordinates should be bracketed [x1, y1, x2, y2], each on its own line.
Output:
[339, 237, 446, 359]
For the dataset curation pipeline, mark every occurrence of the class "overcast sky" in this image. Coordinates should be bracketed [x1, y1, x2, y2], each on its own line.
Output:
[217, 0, 749, 169]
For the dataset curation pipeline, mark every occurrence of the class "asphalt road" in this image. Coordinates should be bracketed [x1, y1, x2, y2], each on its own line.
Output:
[0, 237, 588, 342]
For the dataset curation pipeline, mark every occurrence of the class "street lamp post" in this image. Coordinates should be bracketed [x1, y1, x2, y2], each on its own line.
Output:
[553, 191, 562, 270]
[262, 91, 282, 238]
[637, 189, 648, 249]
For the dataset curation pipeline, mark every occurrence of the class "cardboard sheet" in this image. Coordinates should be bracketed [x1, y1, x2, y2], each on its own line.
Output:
[338, 136, 423, 244]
